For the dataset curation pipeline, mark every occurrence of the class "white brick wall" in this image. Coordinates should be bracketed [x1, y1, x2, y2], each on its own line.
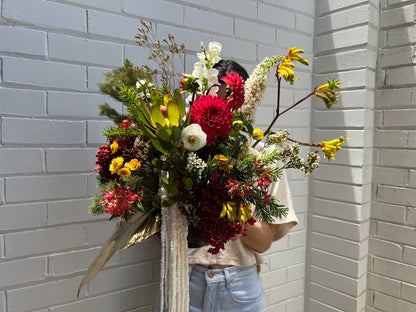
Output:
[0, 0, 313, 311]
[307, 1, 380, 311]
[367, 1, 416, 311]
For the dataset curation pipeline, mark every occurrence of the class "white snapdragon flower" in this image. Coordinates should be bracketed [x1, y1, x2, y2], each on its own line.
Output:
[207, 68, 219, 93]
[208, 41, 222, 64]
[192, 63, 219, 94]
[180, 124, 207, 151]
[192, 62, 205, 89]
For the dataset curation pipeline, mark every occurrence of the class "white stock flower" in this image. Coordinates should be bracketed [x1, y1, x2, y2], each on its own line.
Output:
[180, 124, 207, 151]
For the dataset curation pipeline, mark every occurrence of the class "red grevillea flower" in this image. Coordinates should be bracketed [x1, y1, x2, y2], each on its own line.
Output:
[190, 95, 233, 145]
[221, 72, 245, 111]
[100, 184, 141, 218]
[181, 180, 255, 254]
[119, 119, 132, 129]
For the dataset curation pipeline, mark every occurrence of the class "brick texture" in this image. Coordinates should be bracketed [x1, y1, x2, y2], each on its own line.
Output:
[308, 1, 380, 311]
[367, 1, 416, 311]
[4, 1, 413, 311]
[0, 1, 313, 311]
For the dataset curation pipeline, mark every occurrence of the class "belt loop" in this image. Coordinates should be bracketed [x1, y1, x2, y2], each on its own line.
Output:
[224, 268, 232, 288]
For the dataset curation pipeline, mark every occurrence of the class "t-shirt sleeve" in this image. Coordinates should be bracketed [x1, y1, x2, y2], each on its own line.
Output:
[267, 168, 298, 226]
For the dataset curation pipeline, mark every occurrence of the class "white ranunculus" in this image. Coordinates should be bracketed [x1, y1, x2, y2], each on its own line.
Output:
[180, 124, 207, 151]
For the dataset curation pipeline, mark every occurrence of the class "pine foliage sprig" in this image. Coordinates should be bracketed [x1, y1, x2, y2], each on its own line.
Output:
[98, 103, 128, 125]
[98, 59, 154, 102]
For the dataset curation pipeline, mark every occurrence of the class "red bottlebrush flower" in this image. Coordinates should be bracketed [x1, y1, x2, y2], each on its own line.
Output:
[100, 184, 141, 218]
[190, 95, 233, 145]
[95, 145, 112, 179]
[221, 72, 245, 111]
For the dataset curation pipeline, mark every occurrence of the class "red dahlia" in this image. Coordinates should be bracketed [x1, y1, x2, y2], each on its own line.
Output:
[190, 95, 233, 145]
[221, 72, 245, 111]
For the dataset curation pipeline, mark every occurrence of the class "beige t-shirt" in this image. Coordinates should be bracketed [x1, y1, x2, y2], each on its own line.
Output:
[188, 168, 298, 267]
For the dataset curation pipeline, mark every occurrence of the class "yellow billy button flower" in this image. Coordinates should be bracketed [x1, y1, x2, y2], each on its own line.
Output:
[117, 167, 131, 178]
[214, 154, 231, 171]
[125, 159, 141, 171]
[220, 202, 237, 222]
[109, 157, 124, 174]
[252, 128, 264, 140]
[110, 141, 118, 154]
[319, 136, 348, 161]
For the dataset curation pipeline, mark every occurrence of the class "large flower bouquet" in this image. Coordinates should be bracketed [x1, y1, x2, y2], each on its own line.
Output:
[78, 20, 347, 309]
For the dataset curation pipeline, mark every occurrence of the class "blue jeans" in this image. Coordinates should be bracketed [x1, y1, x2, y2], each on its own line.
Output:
[188, 264, 265, 312]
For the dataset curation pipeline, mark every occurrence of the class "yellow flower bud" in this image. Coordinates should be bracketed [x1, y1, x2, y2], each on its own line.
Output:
[232, 120, 244, 131]
[110, 141, 118, 154]
[252, 128, 264, 140]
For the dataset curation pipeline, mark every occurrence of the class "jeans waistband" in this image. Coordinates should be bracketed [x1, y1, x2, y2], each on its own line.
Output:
[189, 264, 258, 287]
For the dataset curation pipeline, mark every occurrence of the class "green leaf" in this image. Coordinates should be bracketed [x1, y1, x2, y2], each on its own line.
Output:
[167, 101, 180, 127]
[172, 126, 182, 141]
[160, 174, 169, 185]
[157, 128, 172, 142]
[182, 176, 193, 189]
[151, 106, 166, 128]
[162, 198, 178, 207]
[141, 126, 168, 155]
[150, 89, 162, 107]
[174, 89, 186, 120]
[164, 183, 180, 195]
[163, 92, 174, 106]
[151, 158, 163, 169]
[136, 103, 154, 129]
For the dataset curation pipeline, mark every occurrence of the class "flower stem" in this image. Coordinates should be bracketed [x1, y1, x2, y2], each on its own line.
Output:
[279, 87, 317, 116]
[287, 137, 320, 147]
[252, 86, 318, 148]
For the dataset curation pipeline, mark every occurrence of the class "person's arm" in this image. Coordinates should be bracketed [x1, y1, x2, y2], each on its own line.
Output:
[239, 222, 274, 253]
[240, 221, 298, 253]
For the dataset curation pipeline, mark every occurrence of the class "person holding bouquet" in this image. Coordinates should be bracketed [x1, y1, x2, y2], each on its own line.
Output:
[185, 59, 299, 312]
